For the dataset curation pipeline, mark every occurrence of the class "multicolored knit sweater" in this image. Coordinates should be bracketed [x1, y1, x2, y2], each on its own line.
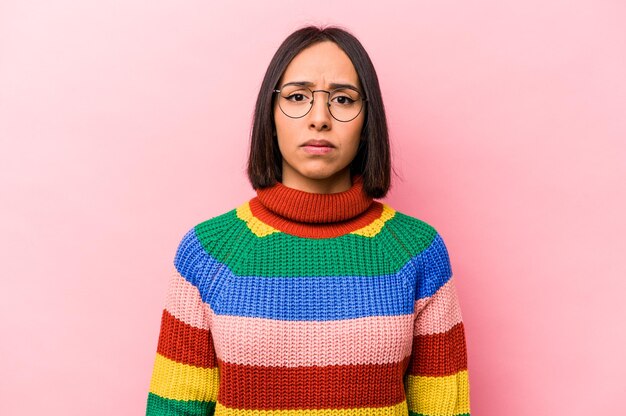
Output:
[146, 175, 470, 416]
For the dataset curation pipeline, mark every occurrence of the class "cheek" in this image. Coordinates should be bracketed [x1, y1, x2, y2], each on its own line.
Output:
[273, 105, 282, 133]
[274, 106, 294, 137]
[342, 118, 365, 152]
[273, 113, 299, 158]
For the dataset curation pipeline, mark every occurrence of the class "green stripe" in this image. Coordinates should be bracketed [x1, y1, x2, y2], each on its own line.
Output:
[194, 209, 438, 277]
[146, 393, 216, 415]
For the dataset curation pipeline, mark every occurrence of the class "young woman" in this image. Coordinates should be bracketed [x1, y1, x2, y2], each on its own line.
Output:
[146, 26, 470, 416]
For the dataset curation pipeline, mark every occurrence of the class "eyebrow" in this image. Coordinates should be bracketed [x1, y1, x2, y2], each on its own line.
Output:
[281, 81, 361, 91]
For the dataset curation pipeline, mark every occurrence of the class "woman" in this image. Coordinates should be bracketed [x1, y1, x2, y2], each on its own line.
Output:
[146, 26, 470, 416]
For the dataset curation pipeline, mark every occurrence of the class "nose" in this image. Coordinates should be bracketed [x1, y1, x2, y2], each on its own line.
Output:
[308, 91, 331, 131]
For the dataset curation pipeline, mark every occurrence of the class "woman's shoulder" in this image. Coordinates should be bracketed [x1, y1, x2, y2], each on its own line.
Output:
[383, 203, 453, 282]
[382, 202, 443, 243]
[176, 203, 243, 248]
[171, 205, 244, 276]
[179, 205, 243, 246]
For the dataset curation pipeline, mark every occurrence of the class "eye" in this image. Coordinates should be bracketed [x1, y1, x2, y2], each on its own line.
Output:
[332, 95, 355, 105]
[330, 88, 360, 106]
[282, 88, 311, 103]
[287, 93, 307, 102]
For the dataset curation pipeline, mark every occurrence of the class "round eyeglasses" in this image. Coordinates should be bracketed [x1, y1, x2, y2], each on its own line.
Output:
[273, 85, 367, 122]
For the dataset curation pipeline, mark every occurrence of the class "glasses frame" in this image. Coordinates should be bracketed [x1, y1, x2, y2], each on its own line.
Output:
[273, 86, 367, 122]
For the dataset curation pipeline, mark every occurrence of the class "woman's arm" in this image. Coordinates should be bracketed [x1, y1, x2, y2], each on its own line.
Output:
[404, 233, 470, 416]
[146, 231, 220, 415]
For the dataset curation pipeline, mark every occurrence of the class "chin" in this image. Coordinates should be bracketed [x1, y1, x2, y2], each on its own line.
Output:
[298, 165, 336, 177]
[284, 160, 350, 182]
[300, 171, 333, 180]
[300, 168, 348, 181]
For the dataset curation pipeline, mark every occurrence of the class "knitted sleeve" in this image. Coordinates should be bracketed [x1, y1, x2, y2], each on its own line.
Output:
[146, 228, 220, 415]
[404, 233, 470, 416]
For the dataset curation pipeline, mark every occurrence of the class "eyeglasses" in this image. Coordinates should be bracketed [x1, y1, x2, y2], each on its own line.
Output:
[273, 85, 367, 122]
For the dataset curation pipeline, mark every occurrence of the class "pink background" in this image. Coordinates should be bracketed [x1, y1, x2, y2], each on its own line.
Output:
[1, 1, 625, 415]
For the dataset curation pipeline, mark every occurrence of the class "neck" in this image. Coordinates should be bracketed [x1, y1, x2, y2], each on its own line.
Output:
[280, 166, 352, 194]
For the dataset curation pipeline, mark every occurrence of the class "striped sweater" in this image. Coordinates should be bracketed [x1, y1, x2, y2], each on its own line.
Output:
[146, 175, 470, 416]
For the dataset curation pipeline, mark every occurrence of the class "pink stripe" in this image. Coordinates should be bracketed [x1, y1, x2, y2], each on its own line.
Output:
[413, 277, 463, 336]
[210, 311, 414, 367]
[164, 271, 212, 330]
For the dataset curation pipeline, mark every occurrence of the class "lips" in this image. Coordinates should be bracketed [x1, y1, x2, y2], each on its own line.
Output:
[302, 139, 335, 148]
[301, 139, 335, 155]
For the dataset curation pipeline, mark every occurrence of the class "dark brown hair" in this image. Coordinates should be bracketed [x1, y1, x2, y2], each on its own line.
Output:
[246, 25, 391, 198]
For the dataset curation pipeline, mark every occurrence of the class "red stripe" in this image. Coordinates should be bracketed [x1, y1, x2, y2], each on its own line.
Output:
[255, 173, 373, 224]
[217, 356, 410, 409]
[156, 309, 217, 368]
[249, 198, 385, 238]
[406, 322, 468, 377]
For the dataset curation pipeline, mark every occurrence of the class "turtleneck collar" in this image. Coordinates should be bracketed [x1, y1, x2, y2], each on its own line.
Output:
[256, 174, 373, 223]
[248, 174, 384, 238]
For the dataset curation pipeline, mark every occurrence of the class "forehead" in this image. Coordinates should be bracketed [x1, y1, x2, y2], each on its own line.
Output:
[279, 41, 361, 88]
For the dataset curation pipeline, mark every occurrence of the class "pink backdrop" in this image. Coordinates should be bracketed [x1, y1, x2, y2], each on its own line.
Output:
[1, 1, 625, 415]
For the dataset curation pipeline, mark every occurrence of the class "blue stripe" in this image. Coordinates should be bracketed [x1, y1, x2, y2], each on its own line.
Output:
[173, 228, 452, 321]
[414, 233, 453, 300]
[214, 268, 417, 320]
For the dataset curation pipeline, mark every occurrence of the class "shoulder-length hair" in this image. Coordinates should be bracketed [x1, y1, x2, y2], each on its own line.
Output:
[246, 25, 391, 198]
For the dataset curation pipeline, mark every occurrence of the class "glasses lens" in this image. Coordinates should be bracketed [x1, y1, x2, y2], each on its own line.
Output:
[278, 86, 313, 118]
[328, 88, 363, 122]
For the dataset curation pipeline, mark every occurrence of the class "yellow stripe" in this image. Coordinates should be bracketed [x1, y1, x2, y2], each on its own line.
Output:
[351, 204, 396, 237]
[236, 201, 279, 237]
[405, 370, 470, 416]
[148, 353, 219, 402]
[237, 201, 395, 239]
[215, 400, 408, 415]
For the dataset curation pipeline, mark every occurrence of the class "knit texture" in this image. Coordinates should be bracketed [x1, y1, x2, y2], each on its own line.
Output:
[146, 175, 470, 416]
